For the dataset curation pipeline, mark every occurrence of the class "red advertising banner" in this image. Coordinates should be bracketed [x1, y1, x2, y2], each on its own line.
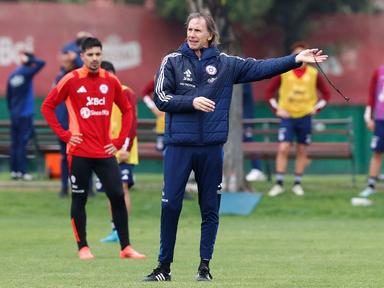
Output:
[0, 2, 184, 99]
[1, 2, 384, 105]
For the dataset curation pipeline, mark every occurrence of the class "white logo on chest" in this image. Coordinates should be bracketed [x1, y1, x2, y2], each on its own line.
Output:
[183, 69, 193, 81]
[77, 86, 87, 93]
[99, 84, 109, 94]
[10, 75, 25, 87]
[80, 107, 91, 119]
[86, 97, 105, 106]
[206, 65, 217, 75]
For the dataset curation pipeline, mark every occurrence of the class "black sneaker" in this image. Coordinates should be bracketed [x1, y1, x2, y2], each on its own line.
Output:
[143, 266, 171, 281]
[196, 265, 213, 281]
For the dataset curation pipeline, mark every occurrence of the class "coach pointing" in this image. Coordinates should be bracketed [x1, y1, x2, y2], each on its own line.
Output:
[144, 12, 328, 282]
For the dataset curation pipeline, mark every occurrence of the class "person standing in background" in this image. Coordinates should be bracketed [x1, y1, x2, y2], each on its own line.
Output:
[55, 31, 94, 198]
[266, 41, 331, 197]
[141, 77, 166, 151]
[358, 65, 384, 197]
[6, 51, 45, 180]
[54, 48, 79, 197]
[243, 81, 266, 182]
[97, 60, 140, 243]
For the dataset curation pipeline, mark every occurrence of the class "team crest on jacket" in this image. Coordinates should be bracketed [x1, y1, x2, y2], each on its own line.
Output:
[206, 65, 217, 75]
[99, 84, 109, 94]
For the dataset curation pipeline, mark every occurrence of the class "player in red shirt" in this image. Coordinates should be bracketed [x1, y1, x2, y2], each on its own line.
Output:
[41, 37, 144, 260]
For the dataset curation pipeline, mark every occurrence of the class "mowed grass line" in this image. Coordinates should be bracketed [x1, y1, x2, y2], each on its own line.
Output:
[1, 174, 384, 287]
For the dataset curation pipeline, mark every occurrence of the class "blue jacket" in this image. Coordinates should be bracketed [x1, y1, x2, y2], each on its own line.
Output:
[54, 41, 83, 130]
[52, 70, 69, 130]
[154, 42, 300, 146]
[6, 57, 45, 119]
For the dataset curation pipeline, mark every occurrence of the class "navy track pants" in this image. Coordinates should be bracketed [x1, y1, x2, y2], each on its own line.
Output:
[159, 144, 223, 263]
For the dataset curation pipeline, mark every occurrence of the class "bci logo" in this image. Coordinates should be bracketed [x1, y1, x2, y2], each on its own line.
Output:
[86, 97, 105, 106]
[0, 36, 34, 66]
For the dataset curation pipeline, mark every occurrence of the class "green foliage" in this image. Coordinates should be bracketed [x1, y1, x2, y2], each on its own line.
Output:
[264, 0, 372, 51]
[226, 0, 273, 28]
[156, 0, 189, 23]
[11, 0, 144, 3]
[154, 0, 372, 52]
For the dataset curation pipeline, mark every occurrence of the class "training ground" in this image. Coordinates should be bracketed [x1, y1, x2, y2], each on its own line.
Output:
[1, 174, 384, 287]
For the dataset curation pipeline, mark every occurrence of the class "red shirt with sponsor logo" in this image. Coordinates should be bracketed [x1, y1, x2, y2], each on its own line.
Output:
[41, 66, 133, 158]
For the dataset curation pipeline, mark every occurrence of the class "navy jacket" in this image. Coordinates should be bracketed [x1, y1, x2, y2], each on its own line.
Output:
[54, 41, 83, 130]
[6, 57, 45, 119]
[154, 42, 300, 146]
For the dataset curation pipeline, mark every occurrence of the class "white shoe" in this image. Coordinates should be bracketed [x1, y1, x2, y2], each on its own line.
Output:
[351, 197, 373, 206]
[246, 169, 266, 182]
[21, 173, 33, 181]
[10, 171, 19, 180]
[185, 182, 198, 193]
[268, 184, 285, 197]
[358, 187, 375, 198]
[292, 184, 304, 196]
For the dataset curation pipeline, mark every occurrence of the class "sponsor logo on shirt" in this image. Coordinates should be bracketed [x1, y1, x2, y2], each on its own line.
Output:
[80, 107, 91, 119]
[180, 82, 196, 88]
[208, 77, 217, 84]
[80, 107, 109, 119]
[86, 96, 105, 106]
[77, 86, 87, 93]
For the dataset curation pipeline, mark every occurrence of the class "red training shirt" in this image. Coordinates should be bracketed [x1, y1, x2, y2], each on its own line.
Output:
[41, 66, 134, 158]
[141, 78, 155, 99]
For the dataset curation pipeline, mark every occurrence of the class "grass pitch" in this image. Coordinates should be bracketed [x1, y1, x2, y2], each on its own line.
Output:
[1, 174, 384, 287]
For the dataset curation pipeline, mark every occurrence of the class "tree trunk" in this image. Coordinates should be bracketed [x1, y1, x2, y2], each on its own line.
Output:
[186, 0, 248, 191]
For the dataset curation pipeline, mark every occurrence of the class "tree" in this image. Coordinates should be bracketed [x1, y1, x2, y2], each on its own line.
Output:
[265, 0, 372, 52]
[155, 0, 373, 51]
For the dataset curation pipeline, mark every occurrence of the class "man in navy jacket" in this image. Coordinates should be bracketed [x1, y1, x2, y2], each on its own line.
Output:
[144, 12, 328, 282]
[6, 52, 45, 180]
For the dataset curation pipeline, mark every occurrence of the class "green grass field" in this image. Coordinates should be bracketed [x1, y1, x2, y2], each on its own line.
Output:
[1, 174, 384, 288]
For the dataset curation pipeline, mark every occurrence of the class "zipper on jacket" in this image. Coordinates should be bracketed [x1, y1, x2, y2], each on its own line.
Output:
[196, 58, 204, 144]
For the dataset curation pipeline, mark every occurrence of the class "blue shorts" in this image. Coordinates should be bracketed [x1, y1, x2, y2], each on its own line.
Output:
[96, 163, 135, 192]
[371, 120, 384, 152]
[278, 115, 312, 144]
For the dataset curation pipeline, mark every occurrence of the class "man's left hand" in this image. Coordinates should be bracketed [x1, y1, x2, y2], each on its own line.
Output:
[118, 150, 129, 161]
[295, 49, 328, 64]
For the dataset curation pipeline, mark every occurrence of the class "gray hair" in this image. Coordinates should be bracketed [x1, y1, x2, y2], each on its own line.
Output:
[185, 12, 220, 47]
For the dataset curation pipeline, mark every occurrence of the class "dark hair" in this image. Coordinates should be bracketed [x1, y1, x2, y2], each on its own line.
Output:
[291, 41, 309, 52]
[185, 12, 220, 46]
[76, 37, 88, 47]
[22, 52, 35, 66]
[100, 61, 115, 74]
[81, 37, 102, 52]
